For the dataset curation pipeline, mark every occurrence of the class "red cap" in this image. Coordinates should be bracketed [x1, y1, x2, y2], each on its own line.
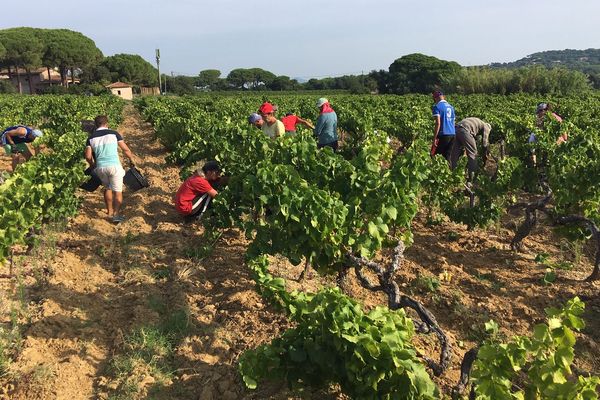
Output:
[259, 102, 274, 114]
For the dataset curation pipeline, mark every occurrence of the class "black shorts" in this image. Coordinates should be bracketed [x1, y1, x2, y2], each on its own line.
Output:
[434, 135, 454, 159]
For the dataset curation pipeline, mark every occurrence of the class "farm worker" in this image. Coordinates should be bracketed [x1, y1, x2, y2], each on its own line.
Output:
[174, 161, 222, 222]
[84, 115, 137, 223]
[1, 125, 43, 172]
[281, 112, 315, 134]
[314, 98, 339, 151]
[258, 102, 284, 139]
[528, 103, 567, 167]
[248, 113, 264, 129]
[450, 117, 491, 181]
[430, 90, 456, 160]
[535, 103, 567, 144]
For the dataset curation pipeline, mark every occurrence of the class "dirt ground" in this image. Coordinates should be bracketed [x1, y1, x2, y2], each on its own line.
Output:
[1, 105, 599, 399]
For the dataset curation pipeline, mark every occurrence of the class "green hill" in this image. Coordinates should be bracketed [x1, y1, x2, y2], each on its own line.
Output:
[491, 48, 600, 72]
[490, 49, 600, 88]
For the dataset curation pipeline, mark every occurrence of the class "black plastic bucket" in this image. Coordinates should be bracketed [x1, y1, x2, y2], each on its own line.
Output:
[123, 167, 150, 192]
[80, 167, 102, 192]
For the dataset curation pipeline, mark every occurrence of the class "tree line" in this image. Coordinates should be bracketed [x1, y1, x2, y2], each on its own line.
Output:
[1, 27, 597, 96]
[169, 53, 595, 96]
[0, 27, 159, 95]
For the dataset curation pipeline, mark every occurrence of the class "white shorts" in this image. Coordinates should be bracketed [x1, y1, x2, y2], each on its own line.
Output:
[95, 165, 125, 192]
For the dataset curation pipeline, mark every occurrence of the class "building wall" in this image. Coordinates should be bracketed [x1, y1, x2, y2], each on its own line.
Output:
[6, 68, 65, 94]
[9, 74, 43, 94]
[110, 87, 133, 100]
[140, 87, 160, 96]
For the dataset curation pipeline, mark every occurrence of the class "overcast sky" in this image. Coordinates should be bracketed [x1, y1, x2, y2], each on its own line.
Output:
[2, 0, 599, 79]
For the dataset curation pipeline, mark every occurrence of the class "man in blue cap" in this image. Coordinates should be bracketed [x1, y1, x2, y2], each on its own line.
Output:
[248, 113, 264, 129]
[1, 125, 43, 171]
[430, 90, 455, 161]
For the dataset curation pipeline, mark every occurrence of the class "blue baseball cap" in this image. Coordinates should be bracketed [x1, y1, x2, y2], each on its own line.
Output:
[248, 113, 262, 124]
[536, 103, 548, 113]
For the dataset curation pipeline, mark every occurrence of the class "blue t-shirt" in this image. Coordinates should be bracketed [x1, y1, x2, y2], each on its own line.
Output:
[432, 100, 456, 136]
[1, 125, 33, 145]
[313, 112, 338, 145]
[85, 128, 124, 168]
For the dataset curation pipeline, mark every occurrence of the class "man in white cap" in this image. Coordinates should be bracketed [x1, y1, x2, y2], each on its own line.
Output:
[450, 117, 491, 181]
[314, 97, 338, 151]
[1, 125, 43, 171]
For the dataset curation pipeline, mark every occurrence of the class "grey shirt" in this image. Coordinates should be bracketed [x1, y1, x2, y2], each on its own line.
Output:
[457, 117, 491, 147]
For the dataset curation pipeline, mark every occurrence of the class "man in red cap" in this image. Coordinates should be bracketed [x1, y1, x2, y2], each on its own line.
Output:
[281, 112, 314, 135]
[258, 102, 284, 139]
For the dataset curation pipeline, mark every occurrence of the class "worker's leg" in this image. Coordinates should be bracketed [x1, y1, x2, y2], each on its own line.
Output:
[110, 166, 126, 217]
[462, 132, 479, 177]
[450, 127, 466, 170]
[113, 191, 123, 217]
[436, 136, 454, 162]
[104, 189, 114, 217]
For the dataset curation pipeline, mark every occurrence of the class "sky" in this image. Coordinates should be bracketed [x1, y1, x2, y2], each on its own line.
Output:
[2, 0, 599, 79]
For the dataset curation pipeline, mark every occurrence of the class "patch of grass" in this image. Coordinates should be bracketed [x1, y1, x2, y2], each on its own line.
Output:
[183, 230, 222, 261]
[410, 274, 440, 293]
[466, 313, 494, 342]
[28, 364, 55, 389]
[107, 327, 175, 399]
[446, 231, 460, 241]
[0, 309, 23, 379]
[183, 244, 213, 261]
[95, 245, 108, 258]
[105, 304, 192, 399]
[425, 214, 444, 227]
[119, 231, 140, 247]
[474, 272, 504, 291]
[147, 295, 167, 315]
[151, 267, 171, 280]
[535, 252, 574, 286]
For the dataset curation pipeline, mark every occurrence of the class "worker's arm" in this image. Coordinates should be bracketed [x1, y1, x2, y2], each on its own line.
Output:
[313, 115, 324, 138]
[482, 123, 491, 148]
[84, 146, 95, 168]
[207, 188, 218, 198]
[118, 141, 136, 165]
[430, 115, 441, 156]
[296, 117, 315, 130]
[432, 115, 441, 141]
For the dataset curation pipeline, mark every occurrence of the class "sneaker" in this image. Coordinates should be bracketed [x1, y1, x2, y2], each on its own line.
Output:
[112, 215, 125, 223]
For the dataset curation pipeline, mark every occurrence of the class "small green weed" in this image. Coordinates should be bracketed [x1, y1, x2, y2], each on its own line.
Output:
[411, 274, 440, 293]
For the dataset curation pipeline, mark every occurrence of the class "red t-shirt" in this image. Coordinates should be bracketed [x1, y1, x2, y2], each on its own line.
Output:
[281, 115, 299, 132]
[174, 175, 214, 215]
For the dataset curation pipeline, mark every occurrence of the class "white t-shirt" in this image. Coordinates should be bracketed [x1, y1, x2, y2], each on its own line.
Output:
[261, 120, 285, 139]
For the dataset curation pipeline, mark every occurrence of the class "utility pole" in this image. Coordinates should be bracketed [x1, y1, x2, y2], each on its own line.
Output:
[155, 48, 161, 95]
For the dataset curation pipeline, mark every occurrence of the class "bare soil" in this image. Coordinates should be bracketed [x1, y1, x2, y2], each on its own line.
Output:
[1, 105, 598, 399]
